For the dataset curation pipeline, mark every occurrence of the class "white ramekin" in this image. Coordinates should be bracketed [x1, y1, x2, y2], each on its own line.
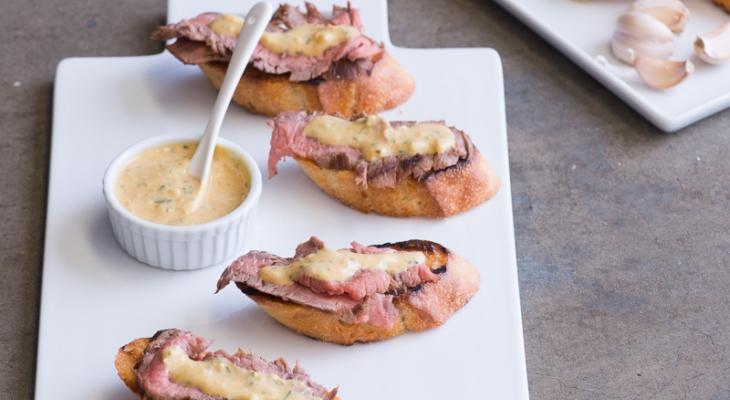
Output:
[103, 135, 261, 271]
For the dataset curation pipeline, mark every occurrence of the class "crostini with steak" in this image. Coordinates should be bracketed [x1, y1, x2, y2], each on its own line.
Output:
[152, 2, 414, 117]
[216, 237, 480, 345]
[267, 111, 500, 218]
[116, 328, 339, 399]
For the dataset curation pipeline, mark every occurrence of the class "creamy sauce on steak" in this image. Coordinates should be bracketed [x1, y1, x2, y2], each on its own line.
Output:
[303, 115, 456, 160]
[208, 14, 245, 36]
[259, 247, 426, 285]
[115, 142, 250, 226]
[163, 346, 320, 400]
[260, 24, 360, 56]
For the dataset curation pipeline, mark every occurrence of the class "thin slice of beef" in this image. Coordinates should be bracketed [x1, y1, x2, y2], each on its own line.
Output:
[152, 12, 236, 55]
[152, 2, 383, 81]
[217, 237, 441, 328]
[267, 112, 473, 189]
[270, 3, 363, 31]
[294, 236, 325, 258]
[271, 2, 340, 30]
[215, 246, 393, 326]
[216, 250, 359, 314]
[135, 329, 336, 400]
[166, 38, 229, 65]
[296, 269, 392, 300]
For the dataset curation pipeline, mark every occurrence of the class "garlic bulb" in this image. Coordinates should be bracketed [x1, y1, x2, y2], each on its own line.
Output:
[629, 0, 689, 33]
[612, 12, 675, 65]
[635, 57, 694, 89]
[694, 22, 730, 65]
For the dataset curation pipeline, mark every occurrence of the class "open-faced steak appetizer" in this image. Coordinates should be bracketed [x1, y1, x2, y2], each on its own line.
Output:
[267, 111, 500, 218]
[115, 329, 339, 399]
[216, 237, 480, 345]
[152, 2, 414, 117]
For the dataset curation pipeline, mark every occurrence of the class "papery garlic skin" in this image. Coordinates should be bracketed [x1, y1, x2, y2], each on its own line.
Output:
[694, 22, 730, 65]
[629, 0, 690, 33]
[612, 12, 675, 65]
[635, 57, 694, 89]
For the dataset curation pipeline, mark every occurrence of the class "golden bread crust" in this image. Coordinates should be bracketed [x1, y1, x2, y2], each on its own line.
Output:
[295, 150, 500, 218]
[198, 52, 414, 117]
[714, 0, 730, 11]
[242, 248, 480, 345]
[115, 337, 150, 397]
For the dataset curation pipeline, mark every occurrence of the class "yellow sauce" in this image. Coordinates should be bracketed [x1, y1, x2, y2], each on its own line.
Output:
[260, 247, 426, 285]
[260, 24, 360, 56]
[303, 115, 456, 161]
[115, 142, 250, 226]
[163, 346, 321, 400]
[209, 14, 245, 36]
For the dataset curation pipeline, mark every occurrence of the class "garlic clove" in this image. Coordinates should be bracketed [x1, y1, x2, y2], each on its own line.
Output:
[634, 57, 694, 89]
[612, 12, 675, 65]
[629, 0, 690, 33]
[694, 22, 730, 65]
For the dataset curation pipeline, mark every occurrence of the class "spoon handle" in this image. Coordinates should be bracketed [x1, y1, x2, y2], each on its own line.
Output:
[188, 1, 273, 182]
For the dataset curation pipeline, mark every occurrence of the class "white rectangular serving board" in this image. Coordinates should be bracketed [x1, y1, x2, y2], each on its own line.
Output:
[35, 1, 528, 399]
[495, 0, 730, 132]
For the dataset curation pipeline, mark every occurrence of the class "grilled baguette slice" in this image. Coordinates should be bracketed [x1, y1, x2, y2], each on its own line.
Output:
[115, 337, 150, 396]
[199, 52, 414, 117]
[231, 240, 480, 345]
[296, 149, 499, 218]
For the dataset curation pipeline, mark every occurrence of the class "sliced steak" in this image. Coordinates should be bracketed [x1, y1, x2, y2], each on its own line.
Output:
[251, 34, 382, 81]
[152, 12, 236, 55]
[216, 247, 391, 326]
[135, 329, 336, 400]
[152, 2, 383, 81]
[268, 112, 473, 189]
[166, 38, 229, 65]
[294, 236, 325, 258]
[217, 237, 442, 328]
[297, 269, 392, 300]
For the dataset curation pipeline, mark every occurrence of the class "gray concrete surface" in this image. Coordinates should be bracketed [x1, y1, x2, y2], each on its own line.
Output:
[2, 0, 729, 398]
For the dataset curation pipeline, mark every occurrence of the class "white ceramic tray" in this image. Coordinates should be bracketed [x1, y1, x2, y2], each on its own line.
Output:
[495, 0, 730, 132]
[35, 1, 528, 398]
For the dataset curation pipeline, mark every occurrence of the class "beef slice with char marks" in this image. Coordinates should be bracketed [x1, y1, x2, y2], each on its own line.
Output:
[267, 111, 472, 189]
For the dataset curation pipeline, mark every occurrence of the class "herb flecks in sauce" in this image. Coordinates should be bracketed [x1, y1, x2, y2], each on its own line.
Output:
[259, 247, 426, 285]
[163, 346, 321, 400]
[303, 115, 456, 161]
[115, 142, 250, 226]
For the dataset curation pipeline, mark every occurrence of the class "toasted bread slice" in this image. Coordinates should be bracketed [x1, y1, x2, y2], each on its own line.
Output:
[199, 52, 415, 118]
[115, 337, 150, 396]
[295, 149, 499, 218]
[235, 241, 480, 345]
